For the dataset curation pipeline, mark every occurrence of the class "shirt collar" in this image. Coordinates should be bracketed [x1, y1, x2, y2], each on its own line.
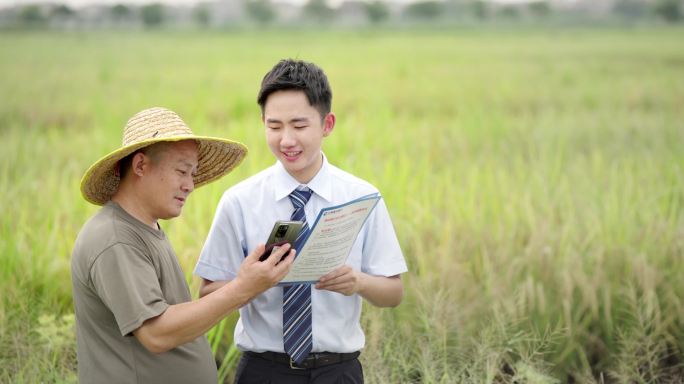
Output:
[273, 152, 332, 203]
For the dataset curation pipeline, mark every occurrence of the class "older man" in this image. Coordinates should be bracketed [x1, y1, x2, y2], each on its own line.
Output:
[71, 107, 295, 383]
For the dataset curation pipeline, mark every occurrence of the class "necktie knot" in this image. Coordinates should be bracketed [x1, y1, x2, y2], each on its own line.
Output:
[289, 187, 312, 210]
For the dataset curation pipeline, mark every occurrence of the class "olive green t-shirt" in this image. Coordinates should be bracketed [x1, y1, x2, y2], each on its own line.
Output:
[71, 202, 217, 384]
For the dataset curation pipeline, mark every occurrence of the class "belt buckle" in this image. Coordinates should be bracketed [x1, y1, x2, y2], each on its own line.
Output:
[289, 357, 306, 370]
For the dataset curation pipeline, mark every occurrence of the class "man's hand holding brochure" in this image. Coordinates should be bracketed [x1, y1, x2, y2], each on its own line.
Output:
[278, 193, 381, 284]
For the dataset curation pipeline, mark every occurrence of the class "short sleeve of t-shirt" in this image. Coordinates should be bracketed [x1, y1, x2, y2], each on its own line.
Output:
[90, 243, 169, 336]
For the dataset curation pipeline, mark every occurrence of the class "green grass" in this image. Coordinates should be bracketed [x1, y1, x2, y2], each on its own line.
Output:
[1, 28, 683, 383]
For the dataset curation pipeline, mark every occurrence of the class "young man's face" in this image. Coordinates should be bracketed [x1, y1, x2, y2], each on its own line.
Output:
[140, 140, 198, 221]
[263, 90, 334, 184]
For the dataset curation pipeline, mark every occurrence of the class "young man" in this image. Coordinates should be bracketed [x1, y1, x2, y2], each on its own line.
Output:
[71, 107, 295, 384]
[195, 59, 407, 383]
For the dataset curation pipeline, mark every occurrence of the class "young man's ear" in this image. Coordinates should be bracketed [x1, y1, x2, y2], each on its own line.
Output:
[323, 113, 336, 137]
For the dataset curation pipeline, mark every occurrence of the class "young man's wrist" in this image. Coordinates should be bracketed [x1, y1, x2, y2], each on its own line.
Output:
[356, 271, 369, 296]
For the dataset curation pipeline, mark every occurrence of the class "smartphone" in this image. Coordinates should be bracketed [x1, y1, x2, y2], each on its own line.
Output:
[258, 220, 304, 262]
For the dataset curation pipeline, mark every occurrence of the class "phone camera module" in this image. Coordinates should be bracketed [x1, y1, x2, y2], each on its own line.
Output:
[275, 224, 288, 239]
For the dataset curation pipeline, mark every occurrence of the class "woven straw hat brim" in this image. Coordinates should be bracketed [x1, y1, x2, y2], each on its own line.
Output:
[80, 135, 247, 206]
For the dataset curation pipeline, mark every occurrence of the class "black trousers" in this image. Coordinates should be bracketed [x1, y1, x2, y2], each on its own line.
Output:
[234, 352, 364, 384]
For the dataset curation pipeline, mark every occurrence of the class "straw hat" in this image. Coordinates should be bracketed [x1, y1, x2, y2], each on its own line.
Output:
[81, 107, 248, 205]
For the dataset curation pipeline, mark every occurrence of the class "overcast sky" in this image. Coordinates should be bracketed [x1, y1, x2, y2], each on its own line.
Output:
[1, 0, 536, 8]
[1, 0, 404, 7]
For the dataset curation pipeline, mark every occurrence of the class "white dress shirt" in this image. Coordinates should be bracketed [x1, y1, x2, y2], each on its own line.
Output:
[194, 154, 407, 353]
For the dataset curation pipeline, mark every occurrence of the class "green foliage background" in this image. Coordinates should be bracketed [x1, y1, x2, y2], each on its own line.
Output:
[1, 28, 683, 383]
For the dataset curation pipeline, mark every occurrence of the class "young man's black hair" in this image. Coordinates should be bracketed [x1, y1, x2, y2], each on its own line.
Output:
[257, 59, 332, 120]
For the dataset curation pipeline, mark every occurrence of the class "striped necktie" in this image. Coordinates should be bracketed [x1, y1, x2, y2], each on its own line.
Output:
[283, 187, 313, 364]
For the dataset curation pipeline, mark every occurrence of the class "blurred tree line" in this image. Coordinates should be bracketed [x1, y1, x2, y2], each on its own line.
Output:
[0, 0, 682, 30]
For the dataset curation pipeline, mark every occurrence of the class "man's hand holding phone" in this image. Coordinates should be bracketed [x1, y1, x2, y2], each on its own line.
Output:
[234, 242, 296, 298]
[231, 221, 303, 298]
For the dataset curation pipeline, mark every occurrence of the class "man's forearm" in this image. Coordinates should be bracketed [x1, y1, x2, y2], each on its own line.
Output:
[133, 278, 252, 353]
[358, 275, 403, 308]
[199, 278, 228, 298]
[132, 237, 294, 354]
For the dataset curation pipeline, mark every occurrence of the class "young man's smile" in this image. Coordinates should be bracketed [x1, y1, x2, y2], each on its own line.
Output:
[282, 150, 303, 161]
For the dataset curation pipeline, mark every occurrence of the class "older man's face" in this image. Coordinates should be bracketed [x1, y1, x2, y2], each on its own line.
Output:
[141, 140, 199, 221]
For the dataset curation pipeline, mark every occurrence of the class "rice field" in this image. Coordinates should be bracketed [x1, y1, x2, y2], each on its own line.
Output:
[1, 27, 683, 383]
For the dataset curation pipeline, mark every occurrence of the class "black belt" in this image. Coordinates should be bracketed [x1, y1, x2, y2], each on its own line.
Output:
[245, 350, 360, 370]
